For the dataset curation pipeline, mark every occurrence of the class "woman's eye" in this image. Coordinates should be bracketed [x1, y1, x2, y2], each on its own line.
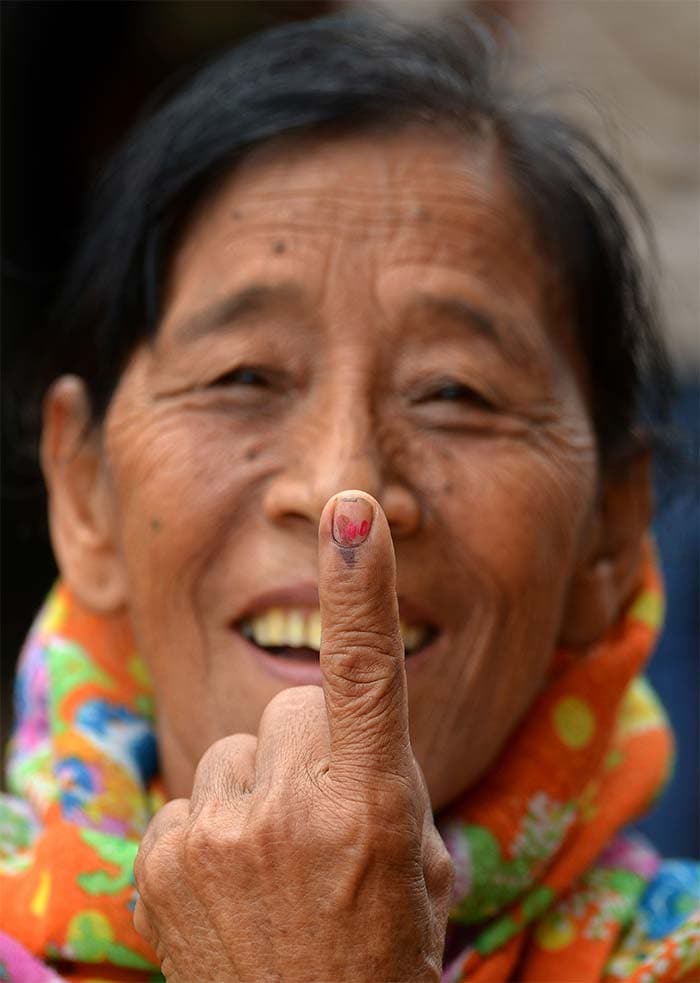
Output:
[209, 366, 269, 388]
[424, 382, 495, 411]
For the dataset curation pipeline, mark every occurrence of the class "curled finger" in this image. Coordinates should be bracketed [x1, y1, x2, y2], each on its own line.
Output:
[134, 797, 189, 897]
[132, 895, 155, 946]
[190, 733, 258, 814]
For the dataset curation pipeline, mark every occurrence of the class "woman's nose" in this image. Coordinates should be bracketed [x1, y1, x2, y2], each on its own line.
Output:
[262, 410, 421, 539]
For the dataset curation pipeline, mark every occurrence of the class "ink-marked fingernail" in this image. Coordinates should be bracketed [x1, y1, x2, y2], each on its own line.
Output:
[332, 496, 374, 547]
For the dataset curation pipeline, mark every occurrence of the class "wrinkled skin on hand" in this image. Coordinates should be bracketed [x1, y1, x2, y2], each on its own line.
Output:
[133, 494, 454, 983]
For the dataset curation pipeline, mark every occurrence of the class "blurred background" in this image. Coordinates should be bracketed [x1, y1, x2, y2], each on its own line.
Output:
[2, 0, 698, 856]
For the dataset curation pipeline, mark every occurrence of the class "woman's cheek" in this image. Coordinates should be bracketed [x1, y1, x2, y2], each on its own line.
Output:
[107, 404, 267, 518]
[423, 454, 560, 578]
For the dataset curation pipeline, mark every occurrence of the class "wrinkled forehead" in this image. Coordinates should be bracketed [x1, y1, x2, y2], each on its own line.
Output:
[162, 125, 572, 357]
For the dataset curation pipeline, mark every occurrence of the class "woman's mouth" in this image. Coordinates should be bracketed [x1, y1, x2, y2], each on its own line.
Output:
[237, 608, 436, 661]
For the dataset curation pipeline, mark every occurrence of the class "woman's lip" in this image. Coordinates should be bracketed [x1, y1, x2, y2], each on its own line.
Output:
[237, 629, 325, 685]
[234, 624, 443, 687]
[234, 582, 320, 621]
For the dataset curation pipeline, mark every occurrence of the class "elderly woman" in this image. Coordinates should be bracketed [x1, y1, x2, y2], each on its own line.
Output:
[1, 11, 698, 983]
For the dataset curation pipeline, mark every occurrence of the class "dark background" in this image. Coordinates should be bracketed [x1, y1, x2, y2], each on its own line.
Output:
[2, 0, 697, 857]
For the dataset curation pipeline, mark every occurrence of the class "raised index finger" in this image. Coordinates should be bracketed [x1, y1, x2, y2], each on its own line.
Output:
[318, 490, 411, 778]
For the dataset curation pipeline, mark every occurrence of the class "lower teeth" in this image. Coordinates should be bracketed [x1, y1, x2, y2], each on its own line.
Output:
[264, 645, 319, 660]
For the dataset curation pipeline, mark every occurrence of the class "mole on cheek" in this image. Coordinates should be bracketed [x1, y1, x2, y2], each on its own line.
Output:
[272, 240, 287, 255]
[150, 518, 162, 532]
[245, 447, 259, 461]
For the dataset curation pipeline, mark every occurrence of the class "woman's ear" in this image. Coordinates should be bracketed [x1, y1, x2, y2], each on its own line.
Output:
[41, 376, 128, 614]
[559, 450, 653, 648]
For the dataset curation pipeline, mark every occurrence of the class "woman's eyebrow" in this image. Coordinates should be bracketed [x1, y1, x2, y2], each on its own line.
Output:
[411, 294, 536, 369]
[171, 282, 304, 342]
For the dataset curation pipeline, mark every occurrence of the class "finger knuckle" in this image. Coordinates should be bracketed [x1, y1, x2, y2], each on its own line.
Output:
[326, 620, 401, 661]
[134, 839, 175, 904]
[434, 846, 456, 892]
[182, 808, 229, 871]
[132, 898, 153, 944]
[196, 733, 253, 775]
[259, 685, 324, 731]
[192, 735, 258, 807]
[132, 848, 147, 893]
[323, 640, 402, 701]
[159, 953, 177, 982]
[251, 794, 313, 855]
[425, 837, 456, 899]
[184, 802, 277, 876]
[324, 579, 395, 627]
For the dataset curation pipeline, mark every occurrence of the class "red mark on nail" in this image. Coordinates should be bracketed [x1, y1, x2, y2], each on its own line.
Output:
[333, 499, 373, 547]
[336, 516, 369, 541]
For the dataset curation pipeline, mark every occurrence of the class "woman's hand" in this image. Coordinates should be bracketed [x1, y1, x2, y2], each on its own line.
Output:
[133, 491, 454, 983]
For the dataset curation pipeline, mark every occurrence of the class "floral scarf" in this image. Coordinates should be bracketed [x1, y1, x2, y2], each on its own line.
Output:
[1, 552, 698, 983]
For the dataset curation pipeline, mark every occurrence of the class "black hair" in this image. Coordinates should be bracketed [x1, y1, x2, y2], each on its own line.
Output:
[45, 9, 671, 469]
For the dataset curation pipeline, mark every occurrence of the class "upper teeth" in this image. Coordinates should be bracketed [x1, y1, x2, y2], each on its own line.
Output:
[240, 609, 429, 654]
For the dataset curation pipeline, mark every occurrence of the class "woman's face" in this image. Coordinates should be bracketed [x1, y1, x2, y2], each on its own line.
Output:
[89, 128, 602, 808]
